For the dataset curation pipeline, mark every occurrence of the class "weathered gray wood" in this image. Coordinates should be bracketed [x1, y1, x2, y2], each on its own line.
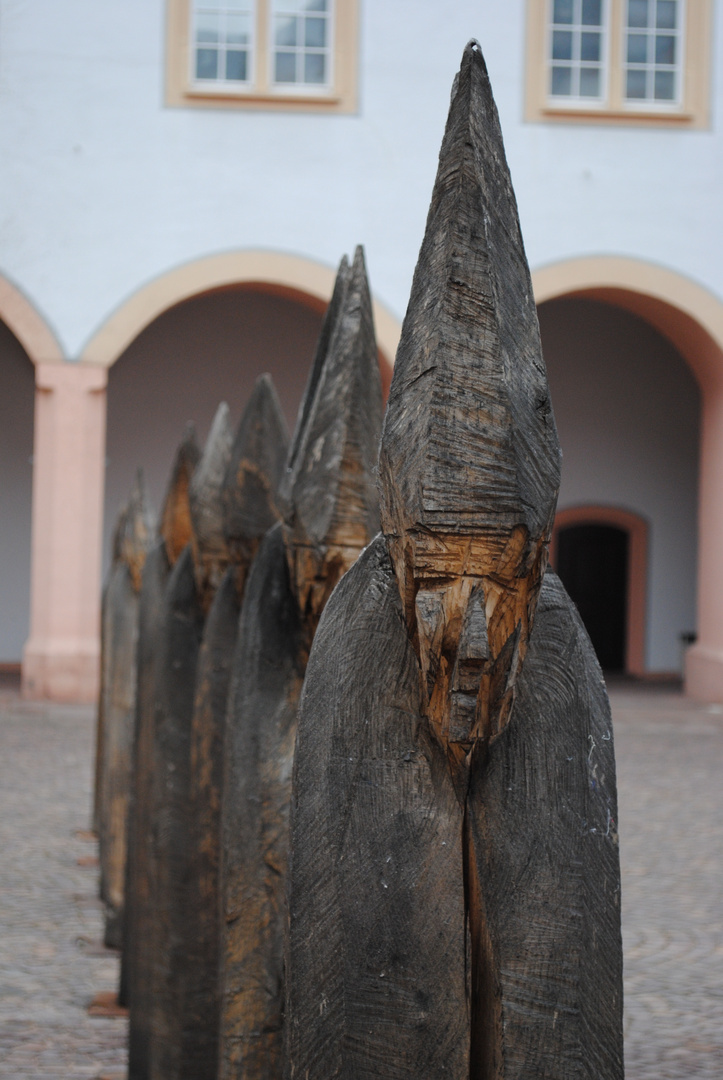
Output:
[467, 571, 623, 1080]
[220, 524, 304, 1080]
[180, 376, 289, 1080]
[379, 41, 560, 777]
[218, 247, 383, 1080]
[147, 405, 232, 1080]
[97, 473, 154, 948]
[285, 535, 469, 1079]
[123, 427, 200, 1079]
[189, 402, 234, 612]
[282, 246, 383, 629]
[147, 544, 205, 1080]
[223, 373, 290, 584]
[284, 41, 622, 1080]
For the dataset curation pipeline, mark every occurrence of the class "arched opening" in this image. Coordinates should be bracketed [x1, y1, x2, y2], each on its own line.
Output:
[537, 296, 699, 676]
[104, 285, 327, 566]
[556, 523, 628, 672]
[551, 505, 648, 676]
[0, 320, 35, 673]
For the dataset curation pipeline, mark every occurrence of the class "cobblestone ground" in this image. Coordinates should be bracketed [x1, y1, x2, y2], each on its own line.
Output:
[0, 681, 721, 1078]
[613, 681, 723, 1079]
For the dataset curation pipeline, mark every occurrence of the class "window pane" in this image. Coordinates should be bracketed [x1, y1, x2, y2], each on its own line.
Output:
[226, 13, 251, 44]
[628, 0, 649, 28]
[656, 0, 677, 29]
[581, 31, 601, 61]
[627, 33, 648, 62]
[196, 12, 220, 43]
[274, 50, 297, 81]
[195, 47, 219, 79]
[579, 66, 601, 96]
[304, 16, 326, 47]
[226, 0, 252, 8]
[275, 16, 298, 46]
[582, 0, 602, 26]
[226, 49, 248, 80]
[304, 51, 326, 83]
[655, 33, 675, 64]
[552, 30, 573, 60]
[553, 0, 574, 25]
[654, 69, 675, 98]
[626, 67, 648, 97]
[551, 65, 573, 94]
[303, 0, 327, 9]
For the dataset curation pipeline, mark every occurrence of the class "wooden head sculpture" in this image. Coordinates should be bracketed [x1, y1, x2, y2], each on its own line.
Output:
[188, 403, 234, 613]
[281, 245, 383, 635]
[159, 422, 201, 567]
[222, 373, 289, 596]
[379, 41, 561, 777]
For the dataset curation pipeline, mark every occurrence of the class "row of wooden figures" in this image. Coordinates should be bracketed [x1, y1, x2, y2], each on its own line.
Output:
[94, 42, 625, 1080]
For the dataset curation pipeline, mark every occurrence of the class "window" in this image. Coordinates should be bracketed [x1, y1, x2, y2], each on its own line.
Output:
[526, 0, 712, 127]
[167, 0, 358, 112]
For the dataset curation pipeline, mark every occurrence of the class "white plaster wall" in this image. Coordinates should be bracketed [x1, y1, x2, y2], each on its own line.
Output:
[0, 324, 34, 661]
[103, 288, 322, 575]
[539, 298, 700, 674]
[0, 0, 721, 356]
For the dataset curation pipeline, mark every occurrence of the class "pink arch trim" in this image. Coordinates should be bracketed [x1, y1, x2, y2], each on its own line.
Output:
[77, 250, 401, 381]
[551, 505, 648, 677]
[0, 274, 64, 365]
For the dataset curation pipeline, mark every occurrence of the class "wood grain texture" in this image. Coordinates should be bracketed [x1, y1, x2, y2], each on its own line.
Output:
[467, 571, 624, 1080]
[219, 524, 304, 1080]
[218, 249, 384, 1080]
[282, 246, 383, 631]
[181, 377, 289, 1080]
[147, 544, 205, 1080]
[97, 473, 153, 949]
[189, 402, 234, 613]
[123, 428, 200, 1079]
[285, 536, 470, 1080]
[123, 540, 170, 1072]
[223, 373, 289, 588]
[378, 42, 561, 771]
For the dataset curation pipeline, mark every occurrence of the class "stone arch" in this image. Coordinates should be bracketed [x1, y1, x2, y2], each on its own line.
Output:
[77, 250, 401, 383]
[532, 257, 723, 700]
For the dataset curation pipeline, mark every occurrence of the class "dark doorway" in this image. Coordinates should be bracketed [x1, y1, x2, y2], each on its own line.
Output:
[556, 524, 629, 672]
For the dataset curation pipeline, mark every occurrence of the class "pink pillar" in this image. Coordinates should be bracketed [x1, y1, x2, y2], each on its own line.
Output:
[22, 362, 108, 703]
[686, 377, 723, 701]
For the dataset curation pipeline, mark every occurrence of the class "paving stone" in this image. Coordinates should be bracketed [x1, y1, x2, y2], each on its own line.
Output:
[0, 681, 721, 1078]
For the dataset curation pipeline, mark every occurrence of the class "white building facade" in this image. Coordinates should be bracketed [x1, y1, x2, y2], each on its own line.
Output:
[1, 0, 722, 699]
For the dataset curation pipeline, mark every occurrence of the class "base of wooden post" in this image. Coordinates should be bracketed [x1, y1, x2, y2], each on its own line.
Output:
[87, 991, 128, 1018]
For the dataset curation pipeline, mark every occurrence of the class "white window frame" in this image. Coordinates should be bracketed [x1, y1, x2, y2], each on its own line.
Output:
[621, 0, 686, 113]
[525, 0, 711, 129]
[167, 0, 358, 113]
[269, 1, 335, 97]
[547, 0, 610, 111]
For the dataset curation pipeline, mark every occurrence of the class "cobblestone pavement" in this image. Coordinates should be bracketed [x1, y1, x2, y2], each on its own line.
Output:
[0, 681, 721, 1078]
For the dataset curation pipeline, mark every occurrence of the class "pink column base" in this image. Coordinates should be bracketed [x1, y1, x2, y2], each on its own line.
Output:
[22, 639, 100, 703]
[685, 643, 723, 703]
[21, 362, 107, 704]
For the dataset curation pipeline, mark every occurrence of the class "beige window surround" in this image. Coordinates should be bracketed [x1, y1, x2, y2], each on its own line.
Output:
[525, 0, 712, 128]
[166, 0, 358, 113]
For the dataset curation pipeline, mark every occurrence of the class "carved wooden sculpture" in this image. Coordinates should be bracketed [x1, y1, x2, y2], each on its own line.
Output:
[147, 403, 233, 1080]
[97, 472, 153, 949]
[218, 246, 383, 1080]
[179, 376, 289, 1080]
[285, 42, 623, 1080]
[124, 426, 200, 1080]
